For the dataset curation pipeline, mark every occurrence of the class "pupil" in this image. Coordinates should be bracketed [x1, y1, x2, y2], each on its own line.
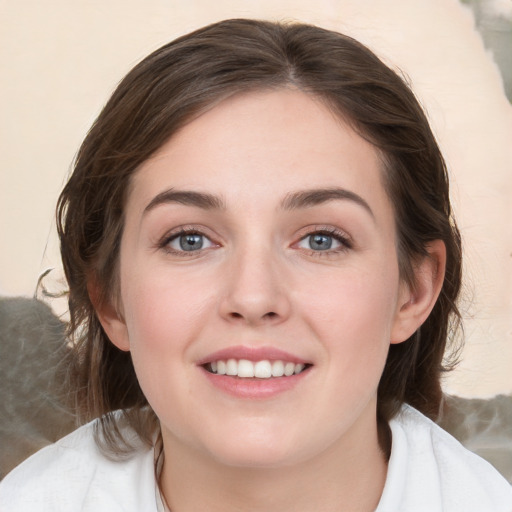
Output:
[180, 234, 203, 251]
[310, 234, 332, 250]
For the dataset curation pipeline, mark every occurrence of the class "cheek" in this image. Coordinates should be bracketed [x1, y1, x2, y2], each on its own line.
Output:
[297, 261, 400, 374]
[119, 264, 216, 370]
[118, 270, 214, 423]
[302, 264, 399, 332]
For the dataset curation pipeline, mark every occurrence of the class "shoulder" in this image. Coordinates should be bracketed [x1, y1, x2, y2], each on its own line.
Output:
[377, 404, 512, 512]
[0, 417, 158, 512]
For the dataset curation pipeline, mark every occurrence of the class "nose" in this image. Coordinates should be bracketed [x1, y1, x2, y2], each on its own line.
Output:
[218, 245, 291, 326]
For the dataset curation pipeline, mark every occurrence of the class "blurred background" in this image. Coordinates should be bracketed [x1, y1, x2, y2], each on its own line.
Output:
[0, 0, 511, 479]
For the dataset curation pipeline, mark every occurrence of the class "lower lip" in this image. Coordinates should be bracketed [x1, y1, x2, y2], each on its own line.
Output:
[201, 367, 310, 399]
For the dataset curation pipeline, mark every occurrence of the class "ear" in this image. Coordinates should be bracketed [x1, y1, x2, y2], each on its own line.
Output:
[390, 240, 446, 344]
[87, 278, 131, 352]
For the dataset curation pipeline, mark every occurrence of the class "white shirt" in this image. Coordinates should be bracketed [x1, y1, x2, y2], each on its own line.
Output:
[1, 405, 511, 511]
[375, 405, 512, 511]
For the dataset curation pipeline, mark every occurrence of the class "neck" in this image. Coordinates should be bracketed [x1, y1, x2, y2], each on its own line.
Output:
[159, 408, 388, 512]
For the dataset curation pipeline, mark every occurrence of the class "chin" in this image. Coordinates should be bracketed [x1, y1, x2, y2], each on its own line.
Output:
[209, 443, 299, 469]
[198, 424, 306, 469]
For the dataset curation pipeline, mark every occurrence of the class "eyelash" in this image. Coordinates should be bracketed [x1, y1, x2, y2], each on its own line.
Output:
[295, 227, 353, 256]
[158, 226, 217, 257]
[158, 226, 353, 257]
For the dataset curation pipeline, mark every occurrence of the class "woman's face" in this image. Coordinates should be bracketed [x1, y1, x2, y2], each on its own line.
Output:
[106, 89, 413, 468]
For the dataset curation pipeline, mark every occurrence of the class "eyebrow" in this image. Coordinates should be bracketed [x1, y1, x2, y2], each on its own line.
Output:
[143, 186, 374, 218]
[281, 188, 374, 219]
[143, 189, 226, 214]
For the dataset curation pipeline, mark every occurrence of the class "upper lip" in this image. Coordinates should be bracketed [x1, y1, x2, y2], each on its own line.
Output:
[196, 345, 311, 366]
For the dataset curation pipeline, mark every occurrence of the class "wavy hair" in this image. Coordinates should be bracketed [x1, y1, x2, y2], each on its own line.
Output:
[57, 18, 462, 456]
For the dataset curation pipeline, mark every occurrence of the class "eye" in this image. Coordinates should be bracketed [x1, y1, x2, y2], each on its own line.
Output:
[296, 230, 351, 252]
[165, 231, 215, 252]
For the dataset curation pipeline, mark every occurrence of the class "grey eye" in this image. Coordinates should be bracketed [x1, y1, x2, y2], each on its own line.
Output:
[166, 232, 214, 252]
[297, 232, 346, 252]
[178, 234, 204, 251]
[308, 234, 333, 251]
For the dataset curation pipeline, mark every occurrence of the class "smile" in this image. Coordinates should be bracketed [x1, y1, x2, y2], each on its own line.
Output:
[206, 359, 309, 378]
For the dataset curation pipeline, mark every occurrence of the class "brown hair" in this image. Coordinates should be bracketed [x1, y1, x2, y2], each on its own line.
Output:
[56, 18, 462, 455]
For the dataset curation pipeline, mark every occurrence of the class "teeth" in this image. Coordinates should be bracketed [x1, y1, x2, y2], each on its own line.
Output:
[284, 362, 295, 376]
[208, 359, 308, 378]
[226, 359, 238, 376]
[238, 359, 255, 378]
[295, 363, 305, 374]
[217, 360, 226, 375]
[254, 360, 272, 378]
[271, 360, 284, 377]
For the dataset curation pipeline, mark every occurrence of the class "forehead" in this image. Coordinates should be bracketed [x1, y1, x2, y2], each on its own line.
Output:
[127, 88, 389, 216]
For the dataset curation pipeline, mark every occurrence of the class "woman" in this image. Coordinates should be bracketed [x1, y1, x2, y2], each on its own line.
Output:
[1, 18, 510, 511]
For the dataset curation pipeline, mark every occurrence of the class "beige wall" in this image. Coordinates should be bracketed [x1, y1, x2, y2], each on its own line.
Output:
[1, 0, 511, 397]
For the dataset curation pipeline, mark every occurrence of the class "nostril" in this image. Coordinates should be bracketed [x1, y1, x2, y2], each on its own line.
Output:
[227, 311, 278, 321]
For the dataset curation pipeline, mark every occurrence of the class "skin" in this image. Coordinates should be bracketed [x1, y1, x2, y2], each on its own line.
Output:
[98, 89, 445, 512]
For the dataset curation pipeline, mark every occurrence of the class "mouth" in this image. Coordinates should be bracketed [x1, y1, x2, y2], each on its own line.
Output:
[204, 359, 312, 378]
[198, 346, 313, 398]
